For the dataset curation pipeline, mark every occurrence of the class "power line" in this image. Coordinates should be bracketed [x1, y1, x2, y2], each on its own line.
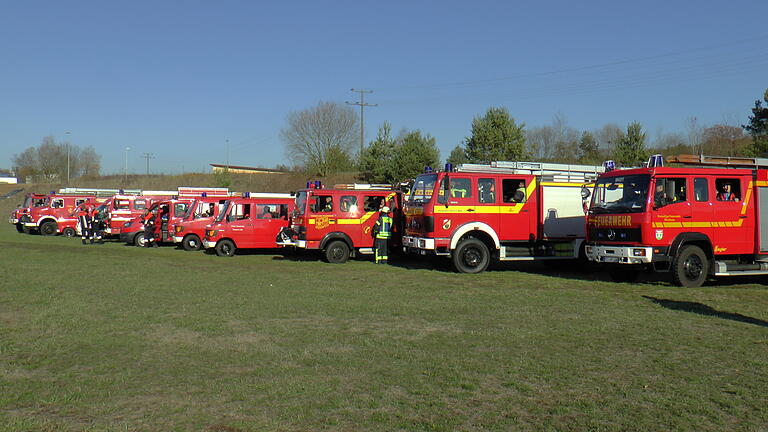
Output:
[141, 152, 155, 175]
[346, 89, 378, 155]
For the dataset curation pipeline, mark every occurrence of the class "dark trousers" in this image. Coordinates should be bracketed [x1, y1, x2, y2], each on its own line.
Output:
[375, 238, 388, 263]
[78, 215, 92, 243]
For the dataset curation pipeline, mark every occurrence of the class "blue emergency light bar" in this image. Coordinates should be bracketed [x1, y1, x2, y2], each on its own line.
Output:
[244, 192, 250, 198]
[648, 154, 664, 168]
[424, 166, 433, 173]
[603, 160, 615, 172]
[444, 163, 453, 172]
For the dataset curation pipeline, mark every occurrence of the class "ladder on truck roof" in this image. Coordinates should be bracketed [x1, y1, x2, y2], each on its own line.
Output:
[58, 188, 141, 197]
[456, 161, 605, 183]
[332, 183, 393, 190]
[667, 154, 768, 169]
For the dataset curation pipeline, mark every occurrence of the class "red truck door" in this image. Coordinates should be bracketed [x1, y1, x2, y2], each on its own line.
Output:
[711, 176, 753, 254]
[651, 177, 692, 245]
[250, 203, 288, 248]
[498, 176, 533, 241]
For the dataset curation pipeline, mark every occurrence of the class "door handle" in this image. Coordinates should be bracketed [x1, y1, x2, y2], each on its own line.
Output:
[466, 209, 475, 212]
[683, 215, 692, 218]
[740, 215, 747, 219]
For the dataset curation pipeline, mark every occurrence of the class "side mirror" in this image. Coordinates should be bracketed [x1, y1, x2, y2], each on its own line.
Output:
[580, 187, 591, 200]
[443, 176, 450, 208]
[227, 214, 235, 222]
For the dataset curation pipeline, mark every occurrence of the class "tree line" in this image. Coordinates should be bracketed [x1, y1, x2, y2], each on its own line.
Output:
[11, 136, 101, 182]
[281, 88, 768, 184]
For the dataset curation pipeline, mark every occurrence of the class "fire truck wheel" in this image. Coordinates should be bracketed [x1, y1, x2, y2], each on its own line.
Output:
[324, 240, 350, 264]
[15, 223, 24, 233]
[182, 234, 202, 251]
[135, 233, 146, 247]
[216, 239, 236, 257]
[39, 221, 58, 236]
[61, 227, 76, 238]
[672, 245, 708, 288]
[452, 238, 490, 274]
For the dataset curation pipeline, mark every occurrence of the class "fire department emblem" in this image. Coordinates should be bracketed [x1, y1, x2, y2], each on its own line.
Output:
[315, 215, 331, 230]
[442, 219, 451, 230]
[655, 229, 663, 240]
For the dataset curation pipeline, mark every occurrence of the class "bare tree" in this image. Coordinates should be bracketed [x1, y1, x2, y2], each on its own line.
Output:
[684, 117, 704, 155]
[280, 101, 359, 176]
[79, 145, 101, 177]
[11, 136, 101, 182]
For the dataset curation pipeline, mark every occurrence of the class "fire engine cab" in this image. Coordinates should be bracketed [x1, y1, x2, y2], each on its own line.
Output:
[102, 191, 176, 236]
[402, 162, 604, 273]
[277, 182, 402, 263]
[10, 193, 48, 233]
[203, 193, 295, 257]
[586, 154, 768, 287]
[173, 196, 230, 251]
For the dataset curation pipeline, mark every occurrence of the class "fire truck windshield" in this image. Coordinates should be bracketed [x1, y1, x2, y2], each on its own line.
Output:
[295, 191, 308, 216]
[590, 174, 650, 214]
[409, 174, 438, 204]
[215, 201, 232, 223]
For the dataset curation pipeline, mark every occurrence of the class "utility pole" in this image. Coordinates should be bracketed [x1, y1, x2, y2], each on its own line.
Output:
[64, 131, 71, 184]
[226, 139, 230, 171]
[124, 147, 131, 182]
[346, 89, 377, 156]
[141, 152, 155, 175]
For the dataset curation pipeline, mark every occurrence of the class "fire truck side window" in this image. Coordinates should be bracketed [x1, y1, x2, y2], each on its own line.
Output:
[135, 199, 147, 210]
[694, 178, 708, 202]
[75, 199, 86, 206]
[364, 196, 385, 212]
[312, 196, 333, 213]
[340, 196, 358, 213]
[478, 178, 496, 203]
[450, 178, 472, 199]
[715, 178, 741, 202]
[51, 199, 64, 208]
[654, 178, 686, 207]
[502, 179, 526, 203]
[174, 203, 188, 217]
[235, 204, 251, 220]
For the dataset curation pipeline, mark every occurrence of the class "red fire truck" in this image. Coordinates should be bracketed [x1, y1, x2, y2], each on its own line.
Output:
[203, 193, 295, 256]
[17, 189, 116, 236]
[585, 154, 768, 287]
[102, 191, 177, 237]
[119, 188, 230, 246]
[173, 196, 231, 250]
[402, 162, 604, 273]
[276, 183, 402, 263]
[9, 193, 48, 233]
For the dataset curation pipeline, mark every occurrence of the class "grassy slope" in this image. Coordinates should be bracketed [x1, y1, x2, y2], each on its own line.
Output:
[0, 224, 767, 431]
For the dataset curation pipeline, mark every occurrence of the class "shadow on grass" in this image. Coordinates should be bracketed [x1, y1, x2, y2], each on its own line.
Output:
[643, 295, 768, 328]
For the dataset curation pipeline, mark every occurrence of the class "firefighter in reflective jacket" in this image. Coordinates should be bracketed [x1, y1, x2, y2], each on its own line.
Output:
[77, 204, 92, 245]
[91, 206, 104, 244]
[142, 210, 157, 247]
[372, 206, 392, 264]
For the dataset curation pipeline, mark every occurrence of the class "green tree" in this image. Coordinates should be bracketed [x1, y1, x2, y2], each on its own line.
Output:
[359, 122, 396, 183]
[613, 122, 648, 166]
[577, 131, 599, 163]
[743, 89, 768, 156]
[464, 107, 526, 162]
[446, 144, 469, 166]
[390, 130, 440, 182]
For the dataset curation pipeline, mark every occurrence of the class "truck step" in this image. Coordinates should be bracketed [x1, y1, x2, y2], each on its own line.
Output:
[714, 260, 768, 275]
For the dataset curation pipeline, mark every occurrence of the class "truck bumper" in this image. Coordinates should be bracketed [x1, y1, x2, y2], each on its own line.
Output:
[203, 240, 217, 249]
[23, 222, 37, 228]
[173, 236, 183, 243]
[9, 217, 18, 224]
[585, 245, 653, 264]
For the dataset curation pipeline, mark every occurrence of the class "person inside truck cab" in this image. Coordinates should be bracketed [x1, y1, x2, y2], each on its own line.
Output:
[204, 203, 215, 217]
[259, 206, 273, 219]
[717, 182, 740, 202]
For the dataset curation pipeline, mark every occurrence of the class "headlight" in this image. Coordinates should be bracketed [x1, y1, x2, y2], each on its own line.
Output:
[175, 226, 184, 233]
[206, 229, 217, 237]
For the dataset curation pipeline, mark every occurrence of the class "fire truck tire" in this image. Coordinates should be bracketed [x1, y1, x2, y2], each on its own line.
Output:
[61, 227, 76, 238]
[216, 239, 236, 257]
[39, 221, 58, 236]
[15, 223, 24, 233]
[182, 234, 202, 251]
[324, 240, 350, 264]
[22, 226, 32, 234]
[452, 238, 490, 274]
[671, 245, 708, 288]
[135, 233, 146, 247]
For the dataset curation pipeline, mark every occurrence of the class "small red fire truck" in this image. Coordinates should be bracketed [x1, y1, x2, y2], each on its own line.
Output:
[102, 191, 177, 237]
[173, 196, 230, 250]
[119, 188, 230, 246]
[203, 193, 295, 256]
[402, 162, 604, 273]
[17, 189, 116, 236]
[276, 183, 402, 263]
[9, 193, 48, 233]
[585, 154, 768, 287]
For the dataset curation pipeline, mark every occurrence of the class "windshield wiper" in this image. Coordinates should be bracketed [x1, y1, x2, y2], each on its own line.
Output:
[606, 205, 634, 213]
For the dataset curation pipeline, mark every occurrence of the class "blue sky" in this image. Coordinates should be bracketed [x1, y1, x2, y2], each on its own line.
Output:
[1, 0, 766, 174]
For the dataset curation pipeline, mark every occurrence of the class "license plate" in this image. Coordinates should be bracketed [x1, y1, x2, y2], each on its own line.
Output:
[603, 257, 619, 263]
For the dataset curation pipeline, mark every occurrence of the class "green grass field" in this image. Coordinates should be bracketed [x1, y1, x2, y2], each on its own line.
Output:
[1, 223, 767, 431]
